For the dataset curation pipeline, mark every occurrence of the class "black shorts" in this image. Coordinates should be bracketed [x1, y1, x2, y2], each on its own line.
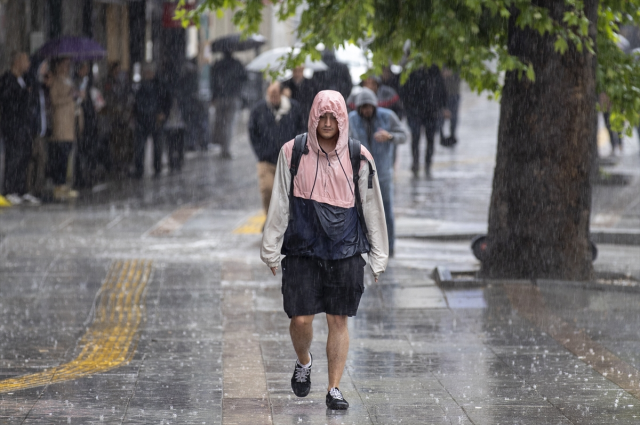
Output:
[281, 254, 366, 318]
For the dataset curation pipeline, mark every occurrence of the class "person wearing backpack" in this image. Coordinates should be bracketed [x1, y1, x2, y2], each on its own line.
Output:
[348, 88, 407, 257]
[261, 90, 388, 410]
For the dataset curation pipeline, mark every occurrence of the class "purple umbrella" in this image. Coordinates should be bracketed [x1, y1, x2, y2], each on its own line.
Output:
[36, 36, 106, 61]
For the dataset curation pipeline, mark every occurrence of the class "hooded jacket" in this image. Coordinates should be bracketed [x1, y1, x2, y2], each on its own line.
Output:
[348, 88, 407, 181]
[261, 90, 388, 278]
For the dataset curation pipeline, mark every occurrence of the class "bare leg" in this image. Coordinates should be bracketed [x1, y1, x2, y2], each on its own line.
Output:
[290, 315, 314, 365]
[326, 314, 349, 390]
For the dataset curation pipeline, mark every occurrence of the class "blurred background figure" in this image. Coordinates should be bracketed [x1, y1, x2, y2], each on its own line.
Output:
[348, 87, 407, 257]
[381, 66, 401, 94]
[314, 49, 353, 101]
[282, 66, 316, 125]
[102, 62, 132, 177]
[133, 63, 171, 179]
[179, 60, 207, 152]
[441, 67, 461, 143]
[164, 90, 186, 173]
[48, 57, 78, 200]
[74, 61, 98, 188]
[347, 76, 402, 118]
[599, 92, 623, 156]
[249, 81, 305, 215]
[0, 51, 38, 205]
[210, 50, 247, 159]
[401, 65, 447, 177]
[27, 61, 52, 199]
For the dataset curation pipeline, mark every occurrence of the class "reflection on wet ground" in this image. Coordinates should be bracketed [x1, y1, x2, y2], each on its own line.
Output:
[2, 250, 640, 423]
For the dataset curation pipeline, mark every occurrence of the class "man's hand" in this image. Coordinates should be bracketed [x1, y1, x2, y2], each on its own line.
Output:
[270, 266, 277, 276]
[374, 129, 392, 143]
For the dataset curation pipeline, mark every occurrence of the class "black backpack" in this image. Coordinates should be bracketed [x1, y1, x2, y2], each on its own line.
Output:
[289, 133, 375, 235]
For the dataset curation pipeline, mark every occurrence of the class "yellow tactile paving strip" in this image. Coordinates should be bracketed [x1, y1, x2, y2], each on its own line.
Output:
[0, 259, 152, 393]
[233, 213, 266, 235]
[506, 284, 640, 399]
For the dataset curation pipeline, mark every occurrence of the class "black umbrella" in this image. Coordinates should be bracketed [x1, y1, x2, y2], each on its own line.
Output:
[210, 34, 266, 53]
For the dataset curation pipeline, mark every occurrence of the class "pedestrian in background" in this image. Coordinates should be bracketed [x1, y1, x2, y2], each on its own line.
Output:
[164, 92, 186, 173]
[209, 50, 247, 159]
[313, 49, 352, 101]
[27, 62, 52, 198]
[103, 62, 132, 176]
[249, 81, 305, 214]
[441, 67, 461, 142]
[48, 57, 78, 200]
[599, 92, 622, 156]
[347, 76, 402, 118]
[282, 66, 316, 125]
[74, 61, 98, 188]
[401, 66, 447, 177]
[261, 90, 388, 411]
[133, 63, 170, 178]
[349, 88, 407, 257]
[0, 51, 39, 205]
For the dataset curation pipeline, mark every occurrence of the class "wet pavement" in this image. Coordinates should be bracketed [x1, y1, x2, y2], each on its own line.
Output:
[1, 87, 640, 423]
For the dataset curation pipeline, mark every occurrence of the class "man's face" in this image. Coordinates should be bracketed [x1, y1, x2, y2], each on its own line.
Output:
[317, 113, 338, 140]
[359, 104, 375, 118]
[267, 84, 281, 107]
[18, 53, 30, 74]
[78, 63, 89, 78]
[362, 77, 378, 93]
[292, 66, 304, 82]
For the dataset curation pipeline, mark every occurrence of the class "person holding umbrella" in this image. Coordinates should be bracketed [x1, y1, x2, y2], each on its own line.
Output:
[209, 49, 247, 159]
[48, 57, 78, 200]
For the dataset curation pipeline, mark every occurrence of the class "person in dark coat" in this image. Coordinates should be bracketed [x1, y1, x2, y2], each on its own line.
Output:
[401, 66, 447, 176]
[133, 63, 171, 178]
[210, 51, 247, 158]
[282, 66, 316, 125]
[0, 51, 39, 204]
[313, 50, 353, 101]
[74, 62, 98, 188]
[248, 81, 305, 214]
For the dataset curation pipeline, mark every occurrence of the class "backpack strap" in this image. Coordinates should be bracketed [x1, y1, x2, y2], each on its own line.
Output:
[348, 137, 372, 236]
[289, 133, 308, 210]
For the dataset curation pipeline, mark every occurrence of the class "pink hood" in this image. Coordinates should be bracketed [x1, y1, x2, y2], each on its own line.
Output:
[283, 90, 373, 209]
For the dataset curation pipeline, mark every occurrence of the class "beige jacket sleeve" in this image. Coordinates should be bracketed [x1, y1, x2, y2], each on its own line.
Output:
[260, 148, 389, 278]
[359, 157, 389, 278]
[260, 148, 291, 268]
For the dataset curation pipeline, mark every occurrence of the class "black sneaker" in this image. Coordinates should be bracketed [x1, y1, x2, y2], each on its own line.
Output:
[290, 354, 312, 397]
[326, 387, 349, 410]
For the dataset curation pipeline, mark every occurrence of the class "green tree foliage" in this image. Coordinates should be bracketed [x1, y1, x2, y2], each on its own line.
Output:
[177, 0, 640, 131]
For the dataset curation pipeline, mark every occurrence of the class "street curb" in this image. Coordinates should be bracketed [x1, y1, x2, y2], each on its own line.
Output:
[590, 230, 640, 246]
[432, 266, 640, 293]
[399, 230, 640, 246]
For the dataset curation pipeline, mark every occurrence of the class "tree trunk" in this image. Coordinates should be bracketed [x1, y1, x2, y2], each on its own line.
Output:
[482, 0, 598, 280]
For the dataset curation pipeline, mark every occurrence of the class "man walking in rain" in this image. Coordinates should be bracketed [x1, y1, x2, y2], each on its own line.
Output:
[261, 90, 388, 410]
[249, 81, 305, 214]
[209, 50, 247, 159]
[348, 88, 407, 257]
